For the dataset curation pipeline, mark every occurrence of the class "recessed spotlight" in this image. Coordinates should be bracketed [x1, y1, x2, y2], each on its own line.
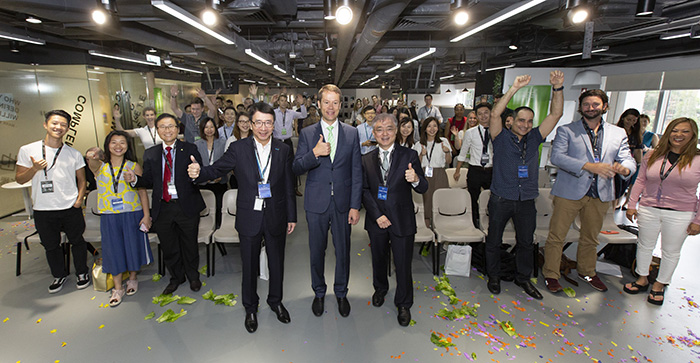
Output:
[570, 8, 589, 23]
[509, 44, 518, 50]
[454, 10, 469, 26]
[202, 9, 217, 26]
[92, 9, 107, 25]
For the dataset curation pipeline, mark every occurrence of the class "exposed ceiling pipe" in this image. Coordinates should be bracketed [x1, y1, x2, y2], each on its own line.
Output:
[334, 0, 367, 84]
[338, 0, 412, 87]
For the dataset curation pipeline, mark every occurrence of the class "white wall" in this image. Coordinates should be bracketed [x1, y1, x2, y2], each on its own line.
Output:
[591, 54, 700, 76]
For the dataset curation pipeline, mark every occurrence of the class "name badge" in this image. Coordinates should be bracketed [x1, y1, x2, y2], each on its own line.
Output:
[110, 198, 124, 211]
[40, 180, 54, 193]
[254, 198, 264, 211]
[281, 129, 287, 136]
[258, 183, 272, 199]
[481, 153, 490, 165]
[518, 165, 529, 178]
[594, 156, 600, 163]
[167, 183, 178, 198]
[425, 166, 434, 177]
[378, 186, 388, 201]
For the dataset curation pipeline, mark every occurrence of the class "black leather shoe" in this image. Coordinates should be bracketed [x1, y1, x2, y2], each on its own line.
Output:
[487, 277, 501, 294]
[162, 283, 179, 295]
[190, 280, 202, 292]
[311, 297, 324, 317]
[271, 303, 291, 324]
[337, 297, 351, 317]
[515, 280, 543, 300]
[397, 307, 411, 327]
[244, 313, 258, 333]
[372, 291, 386, 307]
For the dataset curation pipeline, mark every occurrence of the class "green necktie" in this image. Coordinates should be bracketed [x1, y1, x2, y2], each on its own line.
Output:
[327, 125, 336, 162]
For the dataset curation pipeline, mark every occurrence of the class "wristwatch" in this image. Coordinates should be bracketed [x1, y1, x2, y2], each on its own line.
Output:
[552, 86, 564, 92]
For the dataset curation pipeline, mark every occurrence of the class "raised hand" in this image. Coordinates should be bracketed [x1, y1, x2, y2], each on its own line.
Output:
[196, 88, 206, 100]
[29, 156, 48, 171]
[550, 70, 564, 88]
[405, 163, 418, 183]
[249, 84, 258, 98]
[187, 155, 201, 179]
[513, 75, 531, 89]
[112, 104, 121, 121]
[215, 88, 222, 96]
[170, 84, 179, 98]
[123, 167, 136, 183]
[450, 125, 458, 136]
[271, 93, 280, 104]
[313, 134, 331, 157]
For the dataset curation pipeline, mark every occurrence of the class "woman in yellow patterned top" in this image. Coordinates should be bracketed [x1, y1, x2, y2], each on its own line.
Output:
[87, 131, 153, 307]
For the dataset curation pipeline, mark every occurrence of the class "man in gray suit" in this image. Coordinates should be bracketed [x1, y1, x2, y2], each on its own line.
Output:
[543, 89, 636, 294]
[293, 84, 362, 318]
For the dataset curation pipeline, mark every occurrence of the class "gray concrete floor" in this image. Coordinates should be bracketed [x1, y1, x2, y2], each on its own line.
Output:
[1, 199, 699, 363]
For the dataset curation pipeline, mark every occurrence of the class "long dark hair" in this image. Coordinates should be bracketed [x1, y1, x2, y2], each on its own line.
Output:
[616, 108, 642, 146]
[233, 111, 251, 140]
[419, 116, 439, 145]
[103, 130, 136, 164]
[397, 117, 415, 148]
[199, 117, 219, 140]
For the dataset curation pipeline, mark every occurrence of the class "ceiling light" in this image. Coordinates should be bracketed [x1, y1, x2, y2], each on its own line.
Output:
[451, 0, 546, 42]
[336, 0, 353, 25]
[148, 48, 157, 53]
[404, 47, 436, 64]
[569, 8, 589, 24]
[459, 51, 466, 64]
[257, 81, 267, 85]
[88, 50, 158, 66]
[384, 64, 401, 73]
[439, 74, 455, 80]
[328, 67, 333, 71]
[530, 47, 607, 63]
[87, 69, 105, 74]
[296, 77, 309, 86]
[25, 16, 42, 24]
[509, 44, 518, 50]
[692, 24, 700, 39]
[324, 0, 336, 20]
[201, 9, 217, 26]
[151, 0, 235, 45]
[325, 34, 333, 51]
[167, 64, 203, 74]
[360, 75, 379, 86]
[243, 79, 256, 83]
[483, 63, 516, 72]
[445, 89, 451, 93]
[244, 48, 272, 65]
[454, 10, 469, 26]
[273, 65, 287, 74]
[92, 9, 108, 25]
[88, 78, 100, 82]
[636, 0, 655, 16]
[660, 31, 691, 40]
[0, 31, 45, 45]
[10, 41, 19, 53]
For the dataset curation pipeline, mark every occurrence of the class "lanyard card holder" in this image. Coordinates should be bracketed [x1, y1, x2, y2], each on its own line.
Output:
[258, 183, 272, 199]
[40, 180, 54, 193]
[518, 165, 528, 178]
[378, 186, 388, 201]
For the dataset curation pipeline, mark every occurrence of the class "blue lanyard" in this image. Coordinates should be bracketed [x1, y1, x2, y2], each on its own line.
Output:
[254, 144, 272, 182]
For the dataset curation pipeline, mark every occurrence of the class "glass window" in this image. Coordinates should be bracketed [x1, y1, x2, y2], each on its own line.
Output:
[620, 90, 661, 129]
[660, 89, 700, 133]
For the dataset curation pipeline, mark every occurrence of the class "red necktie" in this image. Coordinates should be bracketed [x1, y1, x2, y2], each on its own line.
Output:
[163, 146, 172, 202]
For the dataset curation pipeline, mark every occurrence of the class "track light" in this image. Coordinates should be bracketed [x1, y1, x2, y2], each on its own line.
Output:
[245, 49, 272, 65]
[636, 0, 655, 16]
[201, 9, 217, 26]
[168, 64, 203, 74]
[273, 65, 287, 74]
[453, 0, 469, 26]
[152, 0, 235, 45]
[660, 31, 691, 40]
[459, 51, 466, 64]
[10, 41, 19, 53]
[566, 0, 589, 24]
[88, 50, 158, 66]
[384, 64, 401, 73]
[325, 34, 333, 51]
[336, 0, 353, 25]
[0, 31, 46, 45]
[92, 0, 117, 25]
[92, 9, 108, 24]
[451, 0, 546, 42]
[324, 0, 336, 20]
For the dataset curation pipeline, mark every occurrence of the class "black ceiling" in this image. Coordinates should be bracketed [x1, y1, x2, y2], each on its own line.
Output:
[1, 0, 699, 91]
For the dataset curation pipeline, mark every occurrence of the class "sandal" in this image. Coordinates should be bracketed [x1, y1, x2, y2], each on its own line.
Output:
[126, 280, 138, 296]
[647, 288, 665, 306]
[623, 281, 649, 294]
[109, 289, 125, 307]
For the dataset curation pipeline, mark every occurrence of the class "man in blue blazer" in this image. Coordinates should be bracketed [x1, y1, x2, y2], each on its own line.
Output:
[124, 113, 205, 296]
[188, 102, 296, 333]
[293, 84, 362, 318]
[543, 89, 636, 294]
[362, 113, 428, 326]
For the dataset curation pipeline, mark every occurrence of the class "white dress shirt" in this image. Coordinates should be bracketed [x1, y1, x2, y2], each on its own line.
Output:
[457, 124, 494, 167]
[254, 138, 272, 183]
[412, 137, 451, 168]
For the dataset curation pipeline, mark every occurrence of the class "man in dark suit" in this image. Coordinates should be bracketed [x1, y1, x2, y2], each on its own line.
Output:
[123, 113, 205, 296]
[362, 113, 428, 326]
[293, 84, 362, 318]
[187, 102, 297, 333]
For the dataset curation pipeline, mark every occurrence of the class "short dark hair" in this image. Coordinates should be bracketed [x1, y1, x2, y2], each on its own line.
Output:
[223, 106, 236, 113]
[494, 92, 504, 99]
[216, 96, 224, 102]
[143, 106, 156, 115]
[249, 101, 275, 119]
[424, 94, 432, 100]
[236, 103, 245, 109]
[513, 106, 535, 118]
[155, 113, 179, 127]
[103, 130, 136, 163]
[361, 105, 376, 115]
[474, 103, 492, 112]
[199, 117, 219, 139]
[45, 110, 71, 123]
[578, 89, 608, 107]
[191, 98, 204, 107]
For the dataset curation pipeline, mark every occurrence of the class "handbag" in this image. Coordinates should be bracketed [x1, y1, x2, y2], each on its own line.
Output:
[92, 258, 129, 292]
[259, 243, 269, 281]
[444, 244, 472, 277]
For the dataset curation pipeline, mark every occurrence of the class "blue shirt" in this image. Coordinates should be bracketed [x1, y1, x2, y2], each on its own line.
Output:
[357, 122, 377, 155]
[490, 127, 544, 201]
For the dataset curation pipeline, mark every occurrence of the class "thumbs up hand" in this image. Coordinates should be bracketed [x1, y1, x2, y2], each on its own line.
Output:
[123, 167, 136, 183]
[313, 134, 331, 158]
[405, 162, 418, 183]
[187, 155, 201, 179]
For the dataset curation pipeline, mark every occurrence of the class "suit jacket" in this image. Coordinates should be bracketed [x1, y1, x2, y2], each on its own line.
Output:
[194, 138, 227, 184]
[293, 120, 362, 214]
[135, 141, 206, 219]
[196, 137, 296, 237]
[550, 119, 637, 202]
[362, 146, 428, 236]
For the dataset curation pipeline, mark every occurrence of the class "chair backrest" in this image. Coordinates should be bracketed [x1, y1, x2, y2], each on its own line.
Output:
[85, 190, 100, 229]
[432, 188, 469, 217]
[445, 167, 467, 189]
[200, 189, 216, 217]
[477, 189, 491, 230]
[222, 189, 238, 216]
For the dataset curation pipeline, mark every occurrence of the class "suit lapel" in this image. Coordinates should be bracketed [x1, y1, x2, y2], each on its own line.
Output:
[577, 120, 595, 160]
[386, 147, 401, 184]
[334, 122, 345, 163]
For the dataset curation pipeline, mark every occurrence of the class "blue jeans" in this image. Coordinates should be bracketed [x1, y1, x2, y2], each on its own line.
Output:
[485, 193, 536, 283]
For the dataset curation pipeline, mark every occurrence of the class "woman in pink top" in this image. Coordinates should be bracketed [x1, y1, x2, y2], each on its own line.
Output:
[623, 117, 700, 305]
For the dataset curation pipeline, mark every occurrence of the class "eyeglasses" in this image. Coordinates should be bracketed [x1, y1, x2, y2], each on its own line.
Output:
[252, 120, 274, 128]
[238, 120, 250, 124]
[157, 125, 178, 130]
[375, 127, 396, 134]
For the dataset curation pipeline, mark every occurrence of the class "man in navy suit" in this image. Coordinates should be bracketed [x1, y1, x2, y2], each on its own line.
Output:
[123, 113, 205, 296]
[362, 113, 428, 326]
[188, 102, 296, 333]
[293, 84, 362, 318]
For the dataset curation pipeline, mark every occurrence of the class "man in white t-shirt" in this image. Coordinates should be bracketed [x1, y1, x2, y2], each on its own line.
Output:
[114, 106, 162, 149]
[16, 110, 91, 293]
